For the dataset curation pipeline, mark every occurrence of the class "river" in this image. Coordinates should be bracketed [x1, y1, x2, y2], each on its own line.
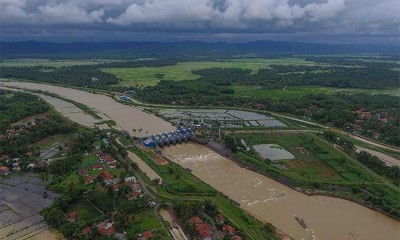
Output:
[3, 81, 399, 239]
[162, 143, 400, 240]
[0, 81, 174, 137]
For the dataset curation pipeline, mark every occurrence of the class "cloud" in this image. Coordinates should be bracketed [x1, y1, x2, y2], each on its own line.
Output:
[0, 0, 399, 42]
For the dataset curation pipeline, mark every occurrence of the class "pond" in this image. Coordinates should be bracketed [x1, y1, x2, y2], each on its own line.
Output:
[253, 144, 295, 161]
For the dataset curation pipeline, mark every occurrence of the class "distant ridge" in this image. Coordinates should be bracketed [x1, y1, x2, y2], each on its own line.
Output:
[0, 40, 397, 58]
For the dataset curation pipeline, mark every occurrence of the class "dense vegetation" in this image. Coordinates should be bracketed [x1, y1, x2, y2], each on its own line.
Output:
[356, 151, 400, 185]
[0, 90, 49, 130]
[0, 59, 178, 87]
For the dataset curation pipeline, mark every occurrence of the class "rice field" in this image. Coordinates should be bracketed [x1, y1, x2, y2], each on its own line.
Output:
[101, 58, 321, 87]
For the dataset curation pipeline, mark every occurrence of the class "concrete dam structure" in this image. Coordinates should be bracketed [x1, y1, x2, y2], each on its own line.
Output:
[142, 128, 193, 147]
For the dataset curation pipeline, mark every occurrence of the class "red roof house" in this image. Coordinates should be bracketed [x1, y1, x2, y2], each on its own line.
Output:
[223, 225, 236, 235]
[100, 171, 113, 180]
[79, 169, 89, 176]
[189, 216, 202, 225]
[196, 223, 212, 240]
[67, 211, 77, 222]
[98, 222, 116, 236]
[82, 226, 92, 235]
[84, 175, 96, 185]
[143, 230, 153, 239]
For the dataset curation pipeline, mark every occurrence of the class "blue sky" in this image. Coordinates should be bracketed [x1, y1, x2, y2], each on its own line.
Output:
[1, 0, 399, 45]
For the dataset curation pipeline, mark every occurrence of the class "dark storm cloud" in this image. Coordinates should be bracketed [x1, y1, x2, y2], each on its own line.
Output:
[0, 0, 398, 43]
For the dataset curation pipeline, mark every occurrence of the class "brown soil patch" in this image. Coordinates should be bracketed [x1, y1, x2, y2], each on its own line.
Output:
[11, 112, 49, 126]
[289, 147, 310, 155]
[152, 152, 169, 165]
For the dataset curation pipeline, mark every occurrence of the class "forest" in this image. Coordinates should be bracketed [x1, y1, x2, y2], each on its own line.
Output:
[0, 90, 49, 130]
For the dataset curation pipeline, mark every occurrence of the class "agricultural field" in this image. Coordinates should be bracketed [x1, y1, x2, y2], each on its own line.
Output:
[101, 58, 322, 87]
[231, 85, 400, 100]
[0, 58, 110, 68]
[235, 132, 377, 183]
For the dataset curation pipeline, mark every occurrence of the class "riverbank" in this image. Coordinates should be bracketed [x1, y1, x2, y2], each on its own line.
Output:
[162, 142, 400, 240]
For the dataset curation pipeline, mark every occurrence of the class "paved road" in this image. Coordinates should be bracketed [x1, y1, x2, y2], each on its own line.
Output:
[270, 112, 400, 153]
[124, 93, 400, 154]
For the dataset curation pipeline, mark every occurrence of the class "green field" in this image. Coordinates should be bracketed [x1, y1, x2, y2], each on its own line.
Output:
[231, 85, 400, 100]
[129, 209, 162, 232]
[79, 154, 99, 168]
[102, 58, 322, 87]
[72, 200, 103, 223]
[235, 132, 377, 184]
[0, 59, 110, 68]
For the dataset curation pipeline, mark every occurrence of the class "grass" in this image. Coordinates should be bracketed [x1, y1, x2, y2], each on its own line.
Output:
[80, 154, 99, 168]
[101, 58, 322, 87]
[0, 59, 109, 68]
[235, 132, 378, 184]
[71, 200, 103, 223]
[130, 146, 215, 195]
[231, 85, 400, 100]
[130, 209, 162, 232]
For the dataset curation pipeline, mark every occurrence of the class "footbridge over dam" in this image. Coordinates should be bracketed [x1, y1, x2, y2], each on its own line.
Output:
[142, 128, 194, 147]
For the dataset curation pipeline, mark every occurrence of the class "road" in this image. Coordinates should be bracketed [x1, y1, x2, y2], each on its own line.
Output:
[123, 93, 400, 155]
[269, 112, 400, 153]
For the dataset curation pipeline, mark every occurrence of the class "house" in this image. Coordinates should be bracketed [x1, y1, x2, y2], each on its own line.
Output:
[79, 169, 89, 176]
[27, 163, 35, 168]
[26, 151, 34, 157]
[127, 191, 142, 201]
[114, 232, 127, 240]
[196, 223, 212, 240]
[223, 225, 236, 236]
[141, 230, 153, 239]
[84, 175, 96, 185]
[356, 108, 372, 120]
[0, 166, 10, 175]
[82, 226, 92, 235]
[67, 211, 77, 222]
[111, 184, 119, 192]
[125, 176, 137, 183]
[91, 164, 103, 171]
[216, 213, 225, 224]
[189, 216, 202, 225]
[103, 155, 117, 165]
[109, 162, 117, 168]
[98, 222, 116, 236]
[100, 171, 113, 181]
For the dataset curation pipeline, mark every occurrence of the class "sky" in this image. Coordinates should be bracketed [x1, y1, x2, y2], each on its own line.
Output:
[1, 0, 399, 45]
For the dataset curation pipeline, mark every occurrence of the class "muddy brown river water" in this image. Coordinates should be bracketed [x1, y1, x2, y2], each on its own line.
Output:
[3, 81, 399, 239]
[1, 81, 174, 136]
[162, 143, 400, 240]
